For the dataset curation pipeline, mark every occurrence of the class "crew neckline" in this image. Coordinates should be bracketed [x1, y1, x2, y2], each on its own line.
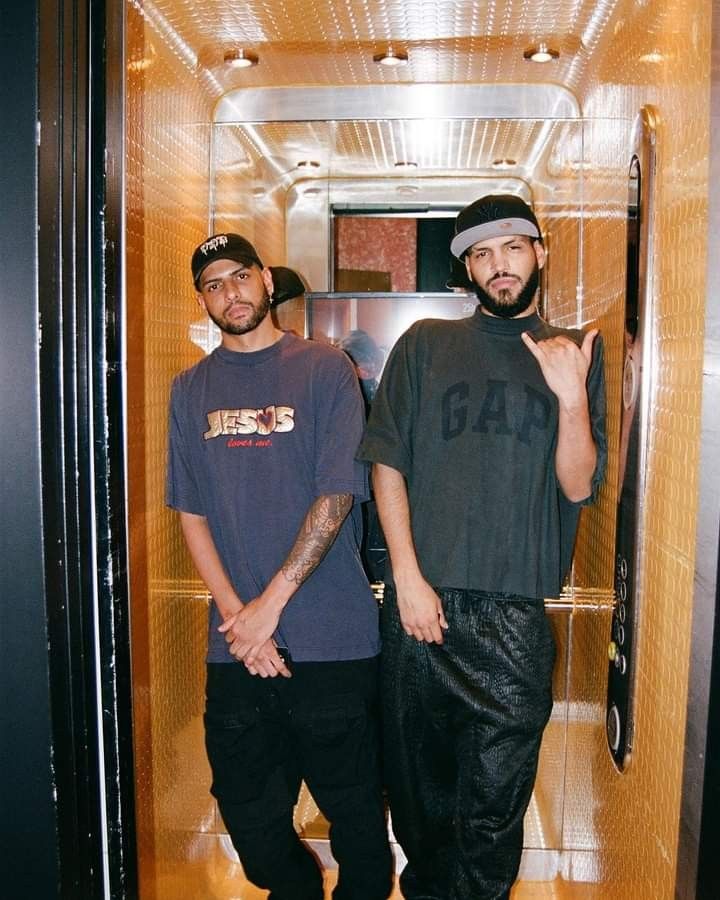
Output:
[213, 331, 293, 366]
[467, 309, 542, 335]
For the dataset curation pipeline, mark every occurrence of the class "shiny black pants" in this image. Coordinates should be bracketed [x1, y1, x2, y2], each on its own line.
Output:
[381, 587, 556, 900]
[205, 658, 393, 900]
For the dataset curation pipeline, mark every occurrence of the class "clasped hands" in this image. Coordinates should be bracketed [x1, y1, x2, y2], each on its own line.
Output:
[218, 594, 291, 678]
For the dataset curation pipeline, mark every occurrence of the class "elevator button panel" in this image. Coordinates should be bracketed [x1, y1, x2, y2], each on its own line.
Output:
[605, 106, 657, 772]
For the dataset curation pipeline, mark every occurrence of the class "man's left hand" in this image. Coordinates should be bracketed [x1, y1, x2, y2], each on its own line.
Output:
[521, 328, 597, 407]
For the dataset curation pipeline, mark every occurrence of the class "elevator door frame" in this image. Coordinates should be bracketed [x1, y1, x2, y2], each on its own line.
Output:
[678, 0, 720, 894]
[0, 0, 136, 897]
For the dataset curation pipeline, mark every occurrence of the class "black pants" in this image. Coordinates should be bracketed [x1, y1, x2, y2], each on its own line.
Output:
[205, 657, 393, 900]
[381, 587, 556, 900]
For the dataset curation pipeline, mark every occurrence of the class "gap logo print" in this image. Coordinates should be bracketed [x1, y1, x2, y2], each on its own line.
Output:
[441, 379, 551, 446]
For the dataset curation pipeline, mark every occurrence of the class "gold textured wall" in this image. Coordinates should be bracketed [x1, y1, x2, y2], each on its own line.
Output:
[212, 124, 287, 263]
[550, 1, 711, 895]
[126, 10, 297, 896]
[126, 4, 224, 896]
[125, 0, 713, 896]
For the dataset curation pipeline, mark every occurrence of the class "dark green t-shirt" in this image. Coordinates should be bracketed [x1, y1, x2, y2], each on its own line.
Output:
[358, 310, 607, 599]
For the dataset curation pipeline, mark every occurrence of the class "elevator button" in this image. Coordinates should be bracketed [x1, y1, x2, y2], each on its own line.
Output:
[618, 603, 626, 623]
[620, 558, 628, 580]
[607, 704, 621, 751]
[608, 641, 618, 661]
[619, 655, 627, 675]
[617, 624, 625, 645]
[619, 581, 627, 602]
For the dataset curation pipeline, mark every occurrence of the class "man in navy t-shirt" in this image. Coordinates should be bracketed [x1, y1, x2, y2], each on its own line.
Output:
[167, 233, 392, 900]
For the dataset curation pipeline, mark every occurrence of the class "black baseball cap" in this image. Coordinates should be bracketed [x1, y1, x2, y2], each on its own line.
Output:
[269, 266, 307, 304]
[191, 233, 264, 287]
[445, 255, 474, 291]
[450, 194, 542, 260]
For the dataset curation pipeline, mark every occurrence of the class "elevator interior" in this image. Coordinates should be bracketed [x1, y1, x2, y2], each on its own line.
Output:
[125, 1, 716, 897]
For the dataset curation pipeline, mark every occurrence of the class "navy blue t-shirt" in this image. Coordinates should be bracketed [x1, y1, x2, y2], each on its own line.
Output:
[167, 332, 379, 663]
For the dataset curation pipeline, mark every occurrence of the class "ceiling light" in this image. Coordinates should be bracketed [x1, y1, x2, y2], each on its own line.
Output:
[396, 185, 419, 195]
[224, 49, 259, 69]
[492, 158, 517, 169]
[523, 43, 560, 63]
[296, 160, 321, 169]
[394, 161, 418, 170]
[302, 186, 323, 196]
[373, 48, 409, 67]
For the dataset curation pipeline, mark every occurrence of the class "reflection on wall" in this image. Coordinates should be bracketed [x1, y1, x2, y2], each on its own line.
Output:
[335, 217, 417, 291]
[126, 4, 222, 897]
[126, 11, 305, 897]
[537, 1, 711, 894]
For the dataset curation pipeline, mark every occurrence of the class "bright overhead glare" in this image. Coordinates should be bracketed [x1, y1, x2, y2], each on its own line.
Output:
[523, 43, 560, 63]
[373, 49, 409, 67]
[224, 49, 259, 68]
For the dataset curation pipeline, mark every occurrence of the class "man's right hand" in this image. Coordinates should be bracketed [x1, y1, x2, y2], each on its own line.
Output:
[242, 639, 292, 678]
[395, 575, 448, 644]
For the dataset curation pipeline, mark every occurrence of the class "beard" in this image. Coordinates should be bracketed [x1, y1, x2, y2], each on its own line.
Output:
[207, 290, 271, 335]
[473, 263, 540, 318]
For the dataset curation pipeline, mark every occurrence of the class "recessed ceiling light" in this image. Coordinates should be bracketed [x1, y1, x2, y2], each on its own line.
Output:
[302, 186, 323, 196]
[394, 161, 418, 170]
[223, 49, 259, 68]
[373, 48, 409, 67]
[492, 158, 518, 169]
[397, 185, 419, 195]
[523, 43, 560, 63]
[296, 160, 321, 169]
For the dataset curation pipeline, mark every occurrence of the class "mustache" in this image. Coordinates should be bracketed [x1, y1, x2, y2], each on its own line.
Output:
[225, 300, 254, 311]
[487, 271, 521, 286]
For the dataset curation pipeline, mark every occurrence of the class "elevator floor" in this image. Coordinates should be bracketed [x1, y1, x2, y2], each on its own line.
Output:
[156, 855, 605, 898]
[173, 870, 605, 898]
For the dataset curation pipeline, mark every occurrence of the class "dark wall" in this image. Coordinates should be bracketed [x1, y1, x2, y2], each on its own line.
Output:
[0, 3, 59, 897]
[416, 216, 457, 292]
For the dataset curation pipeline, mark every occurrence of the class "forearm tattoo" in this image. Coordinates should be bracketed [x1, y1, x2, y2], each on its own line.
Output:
[281, 493, 353, 587]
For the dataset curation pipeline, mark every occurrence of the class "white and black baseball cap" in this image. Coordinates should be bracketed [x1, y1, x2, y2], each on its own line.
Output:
[450, 194, 542, 260]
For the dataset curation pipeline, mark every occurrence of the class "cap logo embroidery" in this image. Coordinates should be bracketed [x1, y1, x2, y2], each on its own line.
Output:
[199, 235, 229, 256]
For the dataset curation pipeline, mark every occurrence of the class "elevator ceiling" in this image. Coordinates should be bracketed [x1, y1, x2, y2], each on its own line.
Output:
[132, 0, 630, 191]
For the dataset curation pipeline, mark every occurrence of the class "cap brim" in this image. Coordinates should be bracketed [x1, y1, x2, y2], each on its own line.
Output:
[194, 252, 262, 287]
[450, 218, 540, 260]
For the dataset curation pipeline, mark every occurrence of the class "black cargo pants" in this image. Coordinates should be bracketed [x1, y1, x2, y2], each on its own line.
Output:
[205, 656, 393, 900]
[381, 587, 556, 900]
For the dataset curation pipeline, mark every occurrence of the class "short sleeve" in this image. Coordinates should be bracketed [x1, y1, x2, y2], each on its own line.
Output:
[166, 377, 205, 515]
[357, 328, 417, 476]
[579, 333, 608, 506]
[313, 353, 370, 500]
